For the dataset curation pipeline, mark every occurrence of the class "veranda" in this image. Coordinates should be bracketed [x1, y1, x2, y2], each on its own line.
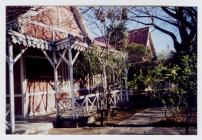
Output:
[6, 6, 129, 134]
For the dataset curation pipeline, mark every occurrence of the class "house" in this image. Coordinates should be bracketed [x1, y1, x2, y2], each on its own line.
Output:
[127, 27, 157, 62]
[6, 6, 90, 133]
[6, 6, 129, 134]
[95, 26, 157, 62]
[6, 6, 131, 134]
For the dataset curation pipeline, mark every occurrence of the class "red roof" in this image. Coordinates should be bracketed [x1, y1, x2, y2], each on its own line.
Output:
[94, 26, 157, 59]
[94, 26, 150, 48]
[128, 27, 149, 47]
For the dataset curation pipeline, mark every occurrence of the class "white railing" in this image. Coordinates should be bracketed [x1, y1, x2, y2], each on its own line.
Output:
[6, 104, 11, 131]
[58, 89, 129, 117]
[110, 89, 129, 107]
[5, 89, 129, 119]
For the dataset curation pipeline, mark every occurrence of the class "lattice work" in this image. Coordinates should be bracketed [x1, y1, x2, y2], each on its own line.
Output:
[58, 90, 129, 117]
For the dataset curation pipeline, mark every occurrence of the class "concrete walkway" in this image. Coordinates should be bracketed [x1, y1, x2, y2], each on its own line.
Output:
[48, 107, 197, 135]
[119, 107, 171, 125]
[100, 107, 196, 135]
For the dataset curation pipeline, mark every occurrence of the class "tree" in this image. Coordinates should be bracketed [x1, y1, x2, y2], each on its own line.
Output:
[126, 43, 147, 63]
[80, 7, 129, 120]
[128, 7, 197, 55]
[127, 7, 197, 134]
[144, 53, 196, 134]
[81, 6, 128, 90]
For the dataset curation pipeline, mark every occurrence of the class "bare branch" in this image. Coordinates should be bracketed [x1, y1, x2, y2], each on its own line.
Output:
[86, 13, 104, 36]
[162, 7, 194, 29]
[128, 8, 178, 27]
[161, 7, 178, 19]
[128, 18, 153, 26]
[80, 7, 93, 15]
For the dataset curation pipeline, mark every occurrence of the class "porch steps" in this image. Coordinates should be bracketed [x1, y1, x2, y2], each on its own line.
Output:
[14, 121, 53, 135]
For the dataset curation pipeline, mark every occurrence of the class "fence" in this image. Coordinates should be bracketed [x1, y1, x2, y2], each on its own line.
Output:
[58, 89, 129, 117]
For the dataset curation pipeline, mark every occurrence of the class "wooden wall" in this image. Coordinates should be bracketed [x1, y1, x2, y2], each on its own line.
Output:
[24, 53, 71, 116]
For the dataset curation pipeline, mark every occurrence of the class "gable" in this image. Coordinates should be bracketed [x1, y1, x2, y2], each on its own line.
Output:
[128, 27, 149, 47]
[7, 6, 84, 41]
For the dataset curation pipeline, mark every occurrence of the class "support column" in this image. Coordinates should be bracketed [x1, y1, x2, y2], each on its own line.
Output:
[20, 54, 26, 117]
[124, 56, 129, 102]
[103, 65, 107, 91]
[8, 42, 15, 133]
[85, 96, 89, 114]
[113, 92, 116, 106]
[68, 48, 76, 119]
[53, 51, 59, 118]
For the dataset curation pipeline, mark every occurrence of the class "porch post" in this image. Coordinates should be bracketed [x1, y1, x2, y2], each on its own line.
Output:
[53, 50, 59, 118]
[8, 42, 15, 133]
[103, 65, 107, 91]
[20, 54, 26, 117]
[68, 47, 76, 119]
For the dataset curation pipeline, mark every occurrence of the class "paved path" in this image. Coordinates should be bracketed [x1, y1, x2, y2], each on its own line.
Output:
[47, 107, 197, 135]
[101, 107, 196, 135]
[119, 107, 171, 125]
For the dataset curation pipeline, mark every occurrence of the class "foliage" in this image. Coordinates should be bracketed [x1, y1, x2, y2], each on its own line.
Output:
[128, 70, 146, 91]
[128, 52, 197, 134]
[94, 7, 128, 23]
[74, 46, 127, 88]
[81, 6, 197, 133]
[126, 43, 146, 54]
[106, 23, 128, 46]
[81, 6, 129, 92]
[126, 43, 146, 63]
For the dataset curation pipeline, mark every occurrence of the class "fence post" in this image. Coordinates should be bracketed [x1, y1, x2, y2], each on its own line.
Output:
[120, 90, 123, 102]
[85, 96, 89, 114]
[96, 91, 99, 109]
[126, 90, 129, 102]
[114, 92, 116, 106]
